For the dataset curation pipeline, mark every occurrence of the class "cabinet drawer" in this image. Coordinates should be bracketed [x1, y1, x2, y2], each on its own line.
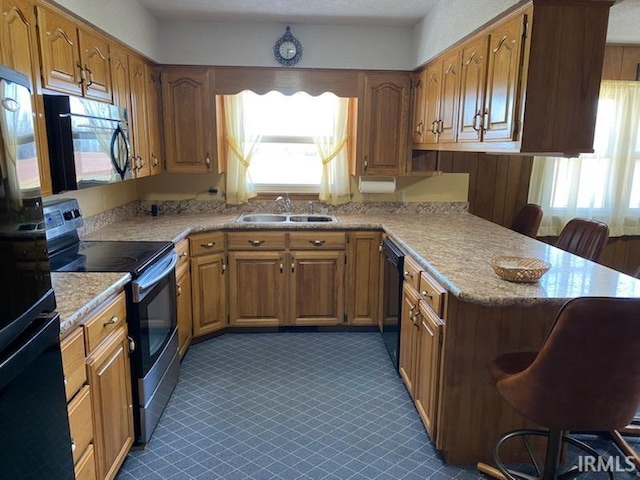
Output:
[174, 237, 190, 269]
[289, 231, 346, 250]
[68, 386, 93, 465]
[74, 443, 96, 480]
[83, 292, 127, 354]
[60, 327, 86, 402]
[227, 231, 286, 250]
[190, 232, 224, 256]
[403, 255, 421, 290]
[419, 271, 447, 318]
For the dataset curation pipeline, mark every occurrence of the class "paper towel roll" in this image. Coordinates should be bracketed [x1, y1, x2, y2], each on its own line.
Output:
[358, 176, 396, 194]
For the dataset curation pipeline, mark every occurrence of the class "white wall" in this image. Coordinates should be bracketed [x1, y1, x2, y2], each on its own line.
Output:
[412, 0, 518, 67]
[49, 0, 160, 60]
[157, 20, 414, 70]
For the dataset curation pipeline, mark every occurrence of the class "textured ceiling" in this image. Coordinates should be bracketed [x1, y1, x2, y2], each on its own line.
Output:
[137, 0, 441, 26]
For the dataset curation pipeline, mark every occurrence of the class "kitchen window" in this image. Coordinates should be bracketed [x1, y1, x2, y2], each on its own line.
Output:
[218, 90, 355, 205]
[529, 80, 640, 236]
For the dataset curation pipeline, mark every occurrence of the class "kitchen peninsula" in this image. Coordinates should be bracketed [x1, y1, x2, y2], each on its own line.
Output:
[51, 208, 640, 465]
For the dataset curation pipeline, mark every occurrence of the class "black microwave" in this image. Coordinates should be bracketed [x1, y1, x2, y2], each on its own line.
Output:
[43, 95, 131, 193]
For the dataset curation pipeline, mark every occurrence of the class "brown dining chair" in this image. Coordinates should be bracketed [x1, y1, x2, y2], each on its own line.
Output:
[555, 218, 609, 261]
[478, 296, 640, 480]
[511, 204, 543, 238]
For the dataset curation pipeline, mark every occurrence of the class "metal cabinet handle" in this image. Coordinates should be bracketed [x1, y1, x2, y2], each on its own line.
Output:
[472, 112, 482, 132]
[421, 290, 433, 299]
[291, 262, 295, 273]
[177, 284, 182, 297]
[279, 263, 284, 273]
[483, 110, 489, 132]
[201, 242, 215, 248]
[404, 271, 414, 278]
[222, 263, 226, 274]
[309, 240, 325, 246]
[63, 376, 68, 386]
[180, 252, 188, 257]
[249, 240, 265, 247]
[103, 315, 118, 327]
[77, 61, 85, 84]
[71, 440, 76, 453]
[152, 155, 159, 167]
[85, 65, 94, 86]
[415, 121, 423, 135]
[205, 154, 211, 169]
[127, 335, 136, 352]
[364, 155, 368, 171]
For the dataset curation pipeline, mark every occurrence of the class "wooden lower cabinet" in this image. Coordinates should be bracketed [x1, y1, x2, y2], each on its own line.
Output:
[176, 261, 193, 357]
[191, 252, 227, 335]
[346, 231, 381, 326]
[228, 251, 286, 327]
[399, 282, 421, 399]
[414, 303, 443, 440]
[290, 250, 345, 326]
[75, 444, 97, 480]
[86, 326, 133, 480]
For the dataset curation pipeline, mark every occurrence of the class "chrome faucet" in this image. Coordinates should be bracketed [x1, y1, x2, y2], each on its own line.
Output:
[275, 195, 292, 212]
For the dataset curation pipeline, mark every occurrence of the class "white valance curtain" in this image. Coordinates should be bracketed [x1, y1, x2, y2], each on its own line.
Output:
[315, 97, 352, 205]
[221, 92, 261, 205]
[529, 80, 640, 237]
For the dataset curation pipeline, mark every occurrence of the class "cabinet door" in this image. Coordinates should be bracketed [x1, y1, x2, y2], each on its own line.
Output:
[162, 68, 214, 173]
[483, 12, 526, 142]
[414, 305, 443, 441]
[290, 251, 345, 326]
[77, 28, 111, 102]
[86, 327, 133, 480]
[423, 61, 443, 145]
[399, 283, 420, 399]
[457, 36, 488, 143]
[411, 69, 427, 145]
[347, 231, 381, 326]
[176, 263, 193, 357]
[128, 54, 150, 178]
[228, 251, 285, 327]
[1, 0, 52, 196]
[110, 45, 130, 112]
[36, 6, 82, 95]
[438, 50, 462, 144]
[145, 64, 163, 175]
[361, 72, 410, 175]
[191, 252, 227, 336]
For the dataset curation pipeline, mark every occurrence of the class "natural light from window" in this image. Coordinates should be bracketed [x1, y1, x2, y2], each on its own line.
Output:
[242, 91, 341, 191]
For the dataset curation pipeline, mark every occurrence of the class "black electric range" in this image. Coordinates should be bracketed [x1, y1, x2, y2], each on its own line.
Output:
[49, 240, 174, 277]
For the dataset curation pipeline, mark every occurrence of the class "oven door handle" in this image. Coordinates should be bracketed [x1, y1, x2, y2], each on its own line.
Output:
[131, 252, 178, 303]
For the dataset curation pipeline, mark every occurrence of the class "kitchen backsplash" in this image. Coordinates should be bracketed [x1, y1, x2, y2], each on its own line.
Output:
[80, 199, 468, 236]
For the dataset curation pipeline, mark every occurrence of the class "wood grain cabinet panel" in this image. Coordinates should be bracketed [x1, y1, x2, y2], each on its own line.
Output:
[399, 282, 421, 399]
[176, 262, 193, 357]
[289, 251, 345, 326]
[145, 64, 163, 175]
[110, 44, 130, 111]
[60, 327, 86, 402]
[74, 444, 97, 480]
[422, 62, 442, 145]
[162, 68, 215, 173]
[67, 385, 93, 464]
[2, 0, 52, 195]
[128, 54, 150, 178]
[346, 231, 381, 326]
[458, 36, 488, 143]
[228, 251, 285, 327]
[77, 28, 111, 102]
[359, 72, 410, 175]
[411, 69, 427, 145]
[191, 252, 227, 336]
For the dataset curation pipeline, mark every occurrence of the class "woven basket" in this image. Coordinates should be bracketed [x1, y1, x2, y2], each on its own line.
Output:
[490, 256, 551, 283]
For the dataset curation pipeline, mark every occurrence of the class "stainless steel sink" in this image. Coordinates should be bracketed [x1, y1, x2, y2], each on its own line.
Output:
[237, 213, 336, 223]
[238, 214, 288, 223]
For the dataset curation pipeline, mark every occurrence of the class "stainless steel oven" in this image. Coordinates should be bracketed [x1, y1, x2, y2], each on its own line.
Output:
[44, 198, 180, 446]
[380, 237, 404, 371]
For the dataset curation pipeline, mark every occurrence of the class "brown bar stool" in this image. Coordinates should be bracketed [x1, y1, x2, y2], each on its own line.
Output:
[511, 204, 543, 238]
[478, 297, 640, 480]
[556, 218, 609, 261]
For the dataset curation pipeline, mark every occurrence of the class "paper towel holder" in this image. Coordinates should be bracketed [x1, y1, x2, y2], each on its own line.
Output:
[358, 176, 396, 194]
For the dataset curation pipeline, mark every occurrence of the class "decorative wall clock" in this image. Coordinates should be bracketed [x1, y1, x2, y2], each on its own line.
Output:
[274, 26, 303, 67]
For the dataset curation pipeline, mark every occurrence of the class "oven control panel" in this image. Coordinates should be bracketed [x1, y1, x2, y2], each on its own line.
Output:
[43, 198, 84, 240]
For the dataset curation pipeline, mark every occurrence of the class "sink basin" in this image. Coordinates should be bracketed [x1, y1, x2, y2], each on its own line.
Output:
[238, 214, 288, 223]
[288, 215, 336, 223]
[236, 213, 337, 223]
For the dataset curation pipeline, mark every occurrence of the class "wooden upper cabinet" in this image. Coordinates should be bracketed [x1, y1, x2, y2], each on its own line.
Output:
[457, 36, 488, 143]
[602, 45, 640, 81]
[483, 10, 526, 142]
[359, 72, 410, 175]
[77, 28, 111, 102]
[413, 0, 612, 155]
[145, 64, 163, 175]
[36, 5, 113, 101]
[128, 54, 150, 178]
[162, 68, 215, 173]
[110, 45, 130, 111]
[423, 62, 443, 145]
[1, 0, 53, 196]
[411, 69, 427, 145]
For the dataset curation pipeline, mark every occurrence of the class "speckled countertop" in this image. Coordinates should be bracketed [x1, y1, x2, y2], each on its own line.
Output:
[50, 210, 640, 337]
[74, 211, 640, 308]
[52, 272, 130, 339]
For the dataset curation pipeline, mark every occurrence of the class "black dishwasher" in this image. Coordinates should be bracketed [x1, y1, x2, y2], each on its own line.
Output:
[380, 238, 404, 371]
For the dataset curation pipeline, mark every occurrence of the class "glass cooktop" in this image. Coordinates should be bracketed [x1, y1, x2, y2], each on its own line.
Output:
[49, 240, 173, 278]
